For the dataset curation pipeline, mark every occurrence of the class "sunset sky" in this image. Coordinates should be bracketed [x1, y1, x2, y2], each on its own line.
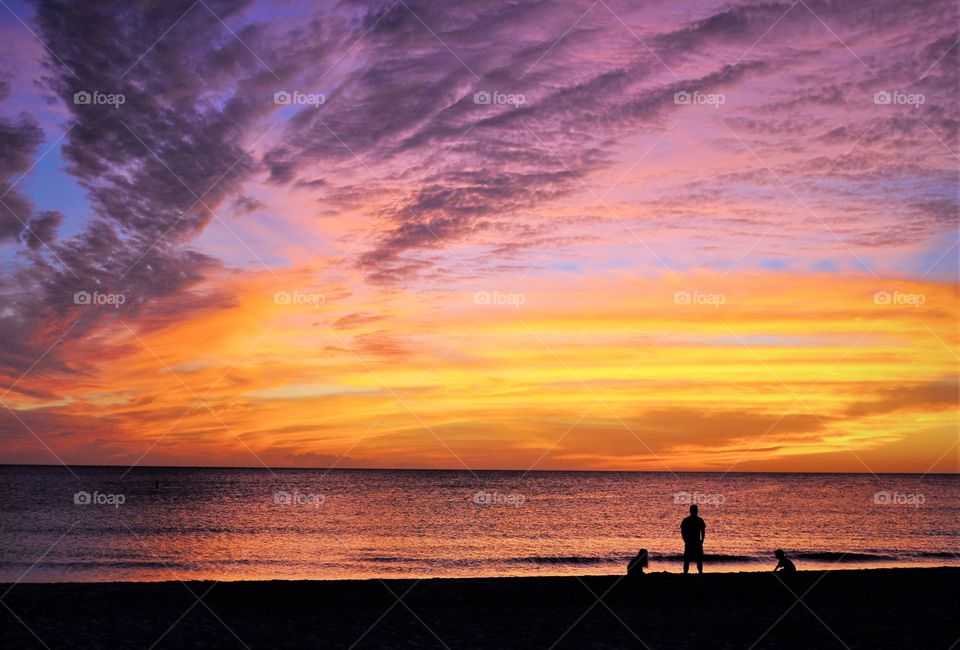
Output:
[0, 0, 957, 473]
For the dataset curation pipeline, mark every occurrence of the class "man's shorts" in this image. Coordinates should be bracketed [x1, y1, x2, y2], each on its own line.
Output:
[683, 543, 703, 560]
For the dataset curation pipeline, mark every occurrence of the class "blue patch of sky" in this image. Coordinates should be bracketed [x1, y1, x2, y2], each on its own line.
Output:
[759, 258, 788, 271]
[19, 144, 90, 238]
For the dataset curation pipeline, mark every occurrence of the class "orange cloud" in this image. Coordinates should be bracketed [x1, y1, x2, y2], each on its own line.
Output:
[2, 269, 957, 473]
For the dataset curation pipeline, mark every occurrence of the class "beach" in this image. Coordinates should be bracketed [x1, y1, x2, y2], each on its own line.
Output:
[2, 567, 957, 648]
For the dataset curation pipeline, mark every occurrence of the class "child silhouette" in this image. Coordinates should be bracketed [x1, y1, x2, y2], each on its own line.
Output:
[627, 548, 649, 577]
[773, 549, 796, 574]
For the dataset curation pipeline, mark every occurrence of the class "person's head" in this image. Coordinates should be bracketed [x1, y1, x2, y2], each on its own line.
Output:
[774, 549, 785, 559]
[689, 504, 698, 516]
[638, 548, 648, 568]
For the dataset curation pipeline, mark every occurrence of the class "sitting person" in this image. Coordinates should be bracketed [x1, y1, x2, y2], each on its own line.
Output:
[627, 548, 648, 576]
[773, 549, 796, 574]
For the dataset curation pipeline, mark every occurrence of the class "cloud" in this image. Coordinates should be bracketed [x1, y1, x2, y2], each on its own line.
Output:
[0, 0, 957, 471]
[265, 1, 769, 281]
[352, 330, 410, 358]
[332, 311, 386, 329]
[844, 379, 960, 418]
[0, 112, 45, 241]
[551, 408, 829, 458]
[0, 0, 315, 380]
[21, 210, 62, 250]
[232, 194, 265, 217]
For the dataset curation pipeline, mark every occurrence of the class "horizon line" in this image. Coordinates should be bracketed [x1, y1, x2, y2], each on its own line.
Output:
[1, 462, 956, 476]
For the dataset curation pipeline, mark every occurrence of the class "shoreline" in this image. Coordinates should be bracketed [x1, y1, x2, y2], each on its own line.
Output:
[6, 556, 959, 584]
[3, 567, 957, 648]
[6, 561, 960, 584]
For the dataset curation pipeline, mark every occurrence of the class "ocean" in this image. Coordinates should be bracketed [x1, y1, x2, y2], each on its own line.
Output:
[1, 465, 957, 582]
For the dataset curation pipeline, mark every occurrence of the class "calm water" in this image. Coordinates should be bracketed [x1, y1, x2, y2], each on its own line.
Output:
[0, 466, 957, 582]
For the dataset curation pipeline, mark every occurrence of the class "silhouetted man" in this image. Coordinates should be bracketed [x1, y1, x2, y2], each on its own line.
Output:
[680, 504, 706, 573]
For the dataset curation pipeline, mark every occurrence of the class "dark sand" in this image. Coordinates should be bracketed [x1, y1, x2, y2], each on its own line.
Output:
[2, 568, 958, 648]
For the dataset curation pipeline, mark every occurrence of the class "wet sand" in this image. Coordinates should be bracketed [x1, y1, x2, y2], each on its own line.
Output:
[2, 567, 957, 648]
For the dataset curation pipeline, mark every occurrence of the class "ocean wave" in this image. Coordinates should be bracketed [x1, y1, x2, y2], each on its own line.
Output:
[792, 552, 894, 561]
[907, 551, 960, 559]
[512, 554, 761, 565]
[503, 551, 958, 565]
[510, 556, 611, 565]
[0, 560, 178, 569]
[791, 551, 960, 562]
[652, 554, 760, 563]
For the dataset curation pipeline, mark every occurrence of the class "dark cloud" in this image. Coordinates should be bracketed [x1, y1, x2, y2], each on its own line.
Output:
[232, 194, 265, 217]
[551, 407, 829, 456]
[332, 311, 386, 329]
[262, 0, 768, 283]
[294, 177, 327, 189]
[21, 210, 63, 250]
[653, 3, 797, 58]
[0, 113, 45, 241]
[844, 379, 960, 418]
[0, 0, 343, 381]
[0, 406, 129, 464]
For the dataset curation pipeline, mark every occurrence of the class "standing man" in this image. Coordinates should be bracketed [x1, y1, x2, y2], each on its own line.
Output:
[680, 504, 706, 573]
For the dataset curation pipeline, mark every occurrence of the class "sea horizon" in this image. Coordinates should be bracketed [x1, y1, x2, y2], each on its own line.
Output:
[3, 465, 956, 583]
[4, 463, 956, 476]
